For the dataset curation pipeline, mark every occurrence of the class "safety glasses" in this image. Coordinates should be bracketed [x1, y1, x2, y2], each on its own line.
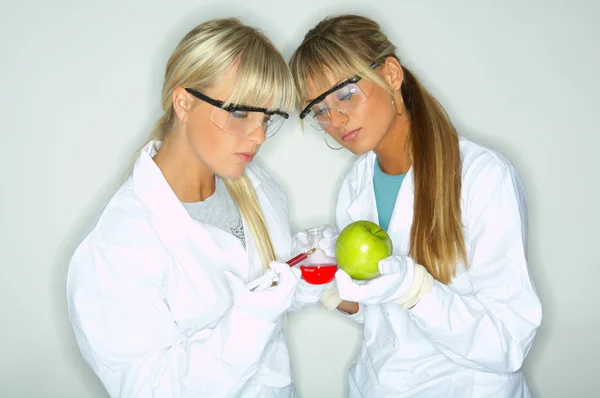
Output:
[299, 62, 379, 131]
[185, 88, 289, 138]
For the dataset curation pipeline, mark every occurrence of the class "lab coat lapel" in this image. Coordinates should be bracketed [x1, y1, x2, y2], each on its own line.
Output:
[347, 152, 379, 224]
[132, 142, 197, 242]
[385, 167, 414, 255]
[344, 150, 415, 255]
[132, 141, 252, 278]
[386, 167, 414, 235]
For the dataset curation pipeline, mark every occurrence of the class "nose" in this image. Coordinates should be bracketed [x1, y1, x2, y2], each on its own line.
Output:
[329, 108, 348, 129]
[247, 123, 266, 145]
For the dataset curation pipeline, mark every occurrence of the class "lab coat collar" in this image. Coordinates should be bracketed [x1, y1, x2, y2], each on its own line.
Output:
[346, 151, 414, 235]
[132, 141, 194, 240]
[131, 141, 263, 242]
[347, 152, 379, 225]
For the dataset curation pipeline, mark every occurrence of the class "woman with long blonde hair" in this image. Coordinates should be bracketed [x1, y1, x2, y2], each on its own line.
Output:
[290, 14, 542, 397]
[67, 18, 301, 397]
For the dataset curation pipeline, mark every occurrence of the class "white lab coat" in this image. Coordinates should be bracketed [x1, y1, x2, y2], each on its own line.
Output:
[66, 142, 296, 397]
[335, 138, 542, 397]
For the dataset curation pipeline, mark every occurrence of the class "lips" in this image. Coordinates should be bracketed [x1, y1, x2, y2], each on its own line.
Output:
[236, 152, 255, 163]
[341, 128, 361, 142]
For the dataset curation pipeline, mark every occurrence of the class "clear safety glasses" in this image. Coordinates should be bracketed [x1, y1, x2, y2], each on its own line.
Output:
[185, 88, 289, 139]
[299, 63, 379, 131]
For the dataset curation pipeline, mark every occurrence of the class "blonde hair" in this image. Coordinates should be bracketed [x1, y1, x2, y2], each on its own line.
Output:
[149, 18, 295, 268]
[290, 15, 467, 284]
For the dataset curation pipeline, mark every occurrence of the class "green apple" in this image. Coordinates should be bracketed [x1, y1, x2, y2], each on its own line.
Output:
[335, 220, 393, 280]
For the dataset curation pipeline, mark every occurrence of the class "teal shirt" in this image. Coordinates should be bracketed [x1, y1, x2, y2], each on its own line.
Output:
[373, 158, 406, 231]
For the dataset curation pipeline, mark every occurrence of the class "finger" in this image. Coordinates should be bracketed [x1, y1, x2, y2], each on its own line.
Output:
[322, 246, 336, 258]
[256, 274, 275, 290]
[365, 274, 397, 291]
[318, 236, 337, 250]
[336, 271, 393, 303]
[378, 256, 401, 275]
[322, 225, 338, 239]
[269, 261, 299, 286]
[335, 268, 351, 281]
[280, 263, 301, 283]
[269, 261, 290, 273]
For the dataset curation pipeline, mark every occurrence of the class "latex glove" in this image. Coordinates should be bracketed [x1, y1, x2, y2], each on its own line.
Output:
[335, 255, 415, 305]
[394, 263, 434, 309]
[293, 279, 343, 311]
[319, 225, 338, 258]
[226, 261, 301, 322]
[294, 279, 337, 307]
[291, 225, 338, 257]
[247, 270, 277, 291]
[319, 282, 343, 310]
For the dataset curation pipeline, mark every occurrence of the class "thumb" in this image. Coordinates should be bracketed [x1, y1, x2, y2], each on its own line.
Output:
[270, 261, 300, 285]
[378, 256, 403, 275]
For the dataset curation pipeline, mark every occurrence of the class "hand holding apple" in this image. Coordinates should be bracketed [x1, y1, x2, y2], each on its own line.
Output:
[335, 255, 416, 305]
[335, 220, 393, 280]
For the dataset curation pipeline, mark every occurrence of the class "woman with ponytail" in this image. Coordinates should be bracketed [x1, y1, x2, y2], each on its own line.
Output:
[66, 18, 301, 397]
[289, 14, 542, 397]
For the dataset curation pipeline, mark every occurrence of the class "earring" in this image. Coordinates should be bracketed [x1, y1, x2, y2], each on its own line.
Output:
[391, 95, 404, 116]
[324, 132, 343, 150]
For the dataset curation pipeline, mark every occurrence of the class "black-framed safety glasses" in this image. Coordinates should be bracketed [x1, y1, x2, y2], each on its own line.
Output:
[185, 88, 289, 138]
[299, 62, 380, 131]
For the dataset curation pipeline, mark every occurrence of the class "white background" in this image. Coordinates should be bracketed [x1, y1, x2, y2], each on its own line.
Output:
[1, 0, 598, 396]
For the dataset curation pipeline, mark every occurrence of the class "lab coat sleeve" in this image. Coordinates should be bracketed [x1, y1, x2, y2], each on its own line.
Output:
[407, 158, 542, 373]
[67, 238, 278, 398]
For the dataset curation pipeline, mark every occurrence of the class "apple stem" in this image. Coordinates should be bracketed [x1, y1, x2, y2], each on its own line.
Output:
[374, 228, 384, 235]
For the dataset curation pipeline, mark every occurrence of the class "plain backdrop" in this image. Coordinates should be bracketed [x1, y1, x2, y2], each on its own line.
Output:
[1, 0, 598, 397]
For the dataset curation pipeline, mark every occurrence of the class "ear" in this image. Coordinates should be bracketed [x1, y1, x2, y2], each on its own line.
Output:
[172, 87, 193, 122]
[381, 56, 404, 92]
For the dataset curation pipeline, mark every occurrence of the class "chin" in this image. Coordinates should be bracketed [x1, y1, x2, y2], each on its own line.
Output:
[345, 140, 376, 156]
[217, 165, 247, 180]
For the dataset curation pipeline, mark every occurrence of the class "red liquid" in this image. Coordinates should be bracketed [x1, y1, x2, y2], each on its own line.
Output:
[300, 264, 337, 285]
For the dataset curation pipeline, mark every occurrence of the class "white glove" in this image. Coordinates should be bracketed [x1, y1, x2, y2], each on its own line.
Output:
[335, 255, 415, 305]
[319, 283, 343, 310]
[291, 224, 338, 257]
[394, 262, 434, 309]
[293, 279, 343, 311]
[319, 226, 338, 258]
[226, 261, 301, 322]
[294, 278, 331, 306]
